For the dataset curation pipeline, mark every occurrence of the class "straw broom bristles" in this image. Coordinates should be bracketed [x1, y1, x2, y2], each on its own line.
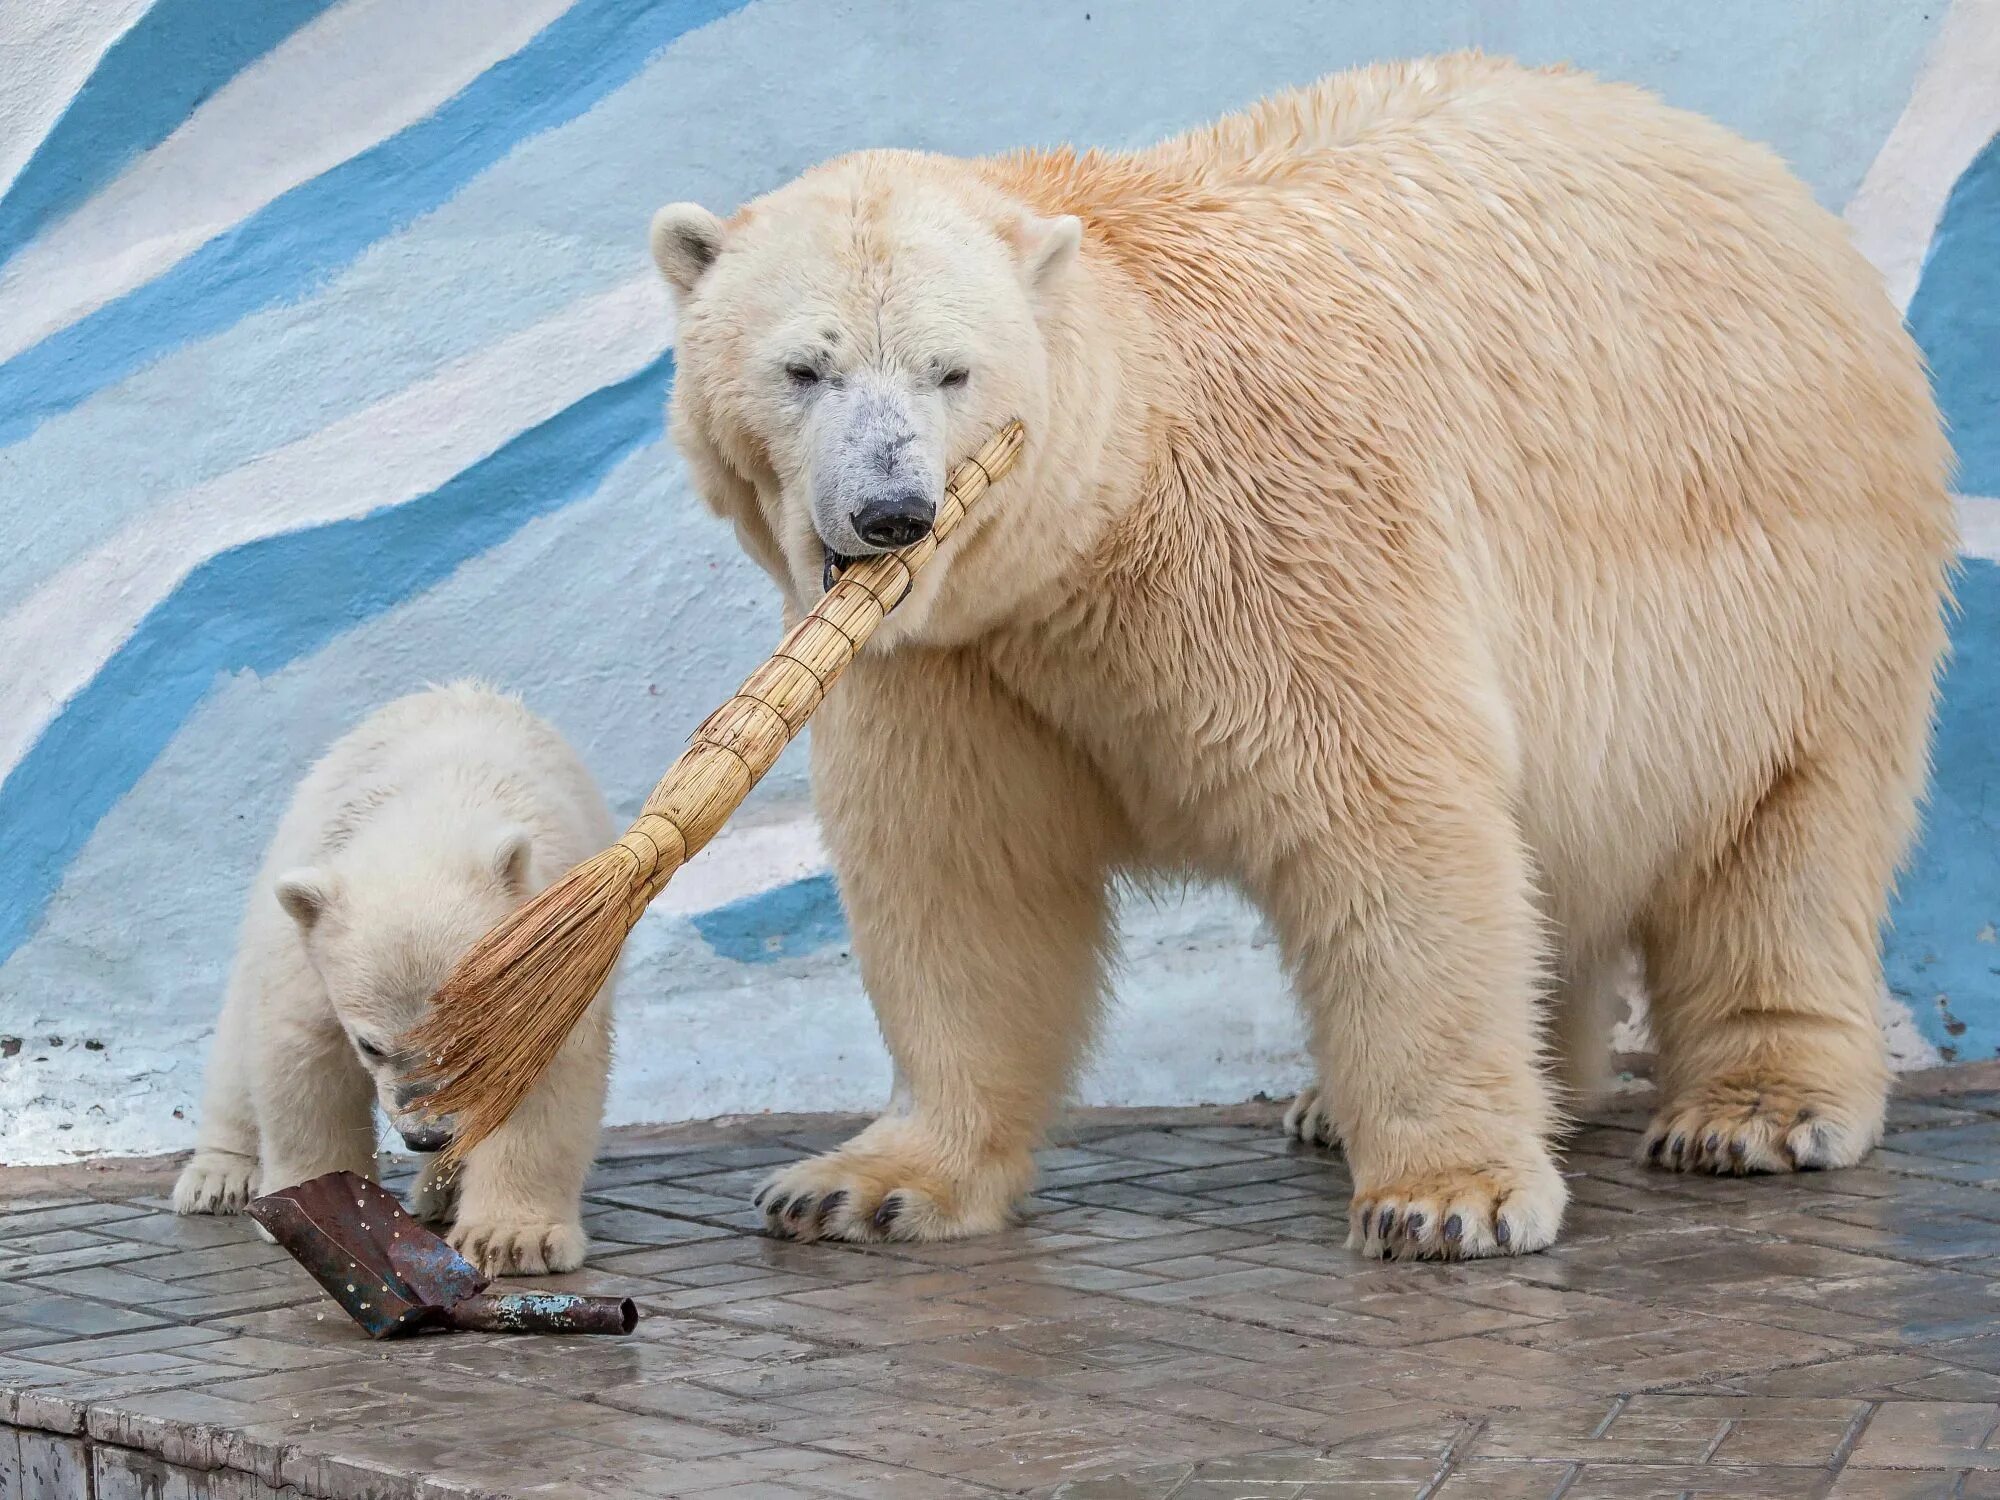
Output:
[410, 420, 1027, 1163]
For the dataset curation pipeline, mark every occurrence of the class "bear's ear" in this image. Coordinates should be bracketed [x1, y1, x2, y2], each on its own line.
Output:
[274, 869, 335, 931]
[650, 203, 727, 296]
[1014, 213, 1082, 293]
[487, 825, 535, 898]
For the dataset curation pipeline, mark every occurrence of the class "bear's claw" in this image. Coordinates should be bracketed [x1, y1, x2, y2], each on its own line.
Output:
[1282, 1086, 1342, 1150]
[172, 1152, 259, 1216]
[751, 1133, 1024, 1244]
[1641, 1077, 1874, 1176]
[1348, 1155, 1566, 1260]
[447, 1219, 587, 1277]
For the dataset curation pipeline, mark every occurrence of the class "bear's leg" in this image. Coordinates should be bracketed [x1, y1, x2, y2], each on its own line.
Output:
[251, 1002, 377, 1196]
[173, 956, 264, 1215]
[1270, 806, 1566, 1261]
[1638, 749, 1894, 1174]
[753, 651, 1122, 1242]
[1280, 943, 1623, 1157]
[445, 991, 610, 1276]
[1549, 941, 1630, 1109]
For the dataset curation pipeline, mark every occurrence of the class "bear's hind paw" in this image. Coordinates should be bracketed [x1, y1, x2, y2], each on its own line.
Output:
[1642, 1077, 1877, 1175]
[1282, 1086, 1342, 1150]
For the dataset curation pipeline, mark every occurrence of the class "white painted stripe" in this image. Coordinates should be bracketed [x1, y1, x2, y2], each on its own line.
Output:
[1845, 0, 2000, 310]
[655, 816, 831, 919]
[0, 0, 153, 204]
[0, 0, 575, 365]
[1959, 496, 2000, 561]
[0, 275, 672, 784]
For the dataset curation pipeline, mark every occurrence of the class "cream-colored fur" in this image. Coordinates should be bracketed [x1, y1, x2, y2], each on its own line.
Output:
[172, 684, 617, 1276]
[656, 55, 1955, 1258]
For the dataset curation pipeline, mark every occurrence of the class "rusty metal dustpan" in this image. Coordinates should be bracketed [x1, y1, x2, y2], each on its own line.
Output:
[247, 1171, 636, 1338]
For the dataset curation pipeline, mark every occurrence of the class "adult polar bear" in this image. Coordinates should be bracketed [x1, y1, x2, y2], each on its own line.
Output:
[651, 54, 1954, 1259]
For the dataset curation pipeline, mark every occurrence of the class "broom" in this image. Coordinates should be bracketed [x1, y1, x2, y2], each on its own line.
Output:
[409, 420, 1027, 1164]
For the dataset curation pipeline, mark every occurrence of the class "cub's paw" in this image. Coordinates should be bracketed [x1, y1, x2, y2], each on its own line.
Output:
[1282, 1085, 1341, 1150]
[406, 1159, 460, 1224]
[172, 1152, 259, 1216]
[1349, 1152, 1566, 1261]
[448, 1218, 587, 1277]
[754, 1133, 1030, 1244]
[1643, 1077, 1878, 1175]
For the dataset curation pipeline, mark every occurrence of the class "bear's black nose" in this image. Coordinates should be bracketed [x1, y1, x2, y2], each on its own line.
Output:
[851, 491, 934, 550]
[398, 1121, 453, 1154]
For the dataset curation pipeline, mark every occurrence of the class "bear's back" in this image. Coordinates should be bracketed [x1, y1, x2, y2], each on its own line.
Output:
[267, 683, 612, 879]
[989, 51, 1947, 564]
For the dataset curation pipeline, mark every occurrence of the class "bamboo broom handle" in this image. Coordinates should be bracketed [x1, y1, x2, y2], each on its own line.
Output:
[604, 419, 1024, 929]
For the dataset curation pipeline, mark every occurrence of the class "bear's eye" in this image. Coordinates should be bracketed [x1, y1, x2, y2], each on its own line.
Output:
[939, 367, 970, 390]
[784, 362, 820, 388]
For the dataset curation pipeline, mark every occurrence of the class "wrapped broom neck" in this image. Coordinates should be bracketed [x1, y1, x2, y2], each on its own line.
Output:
[409, 420, 1027, 1163]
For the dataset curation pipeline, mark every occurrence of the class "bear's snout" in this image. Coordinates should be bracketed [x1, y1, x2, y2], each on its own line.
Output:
[851, 489, 934, 550]
[392, 1077, 453, 1153]
[808, 377, 943, 559]
[397, 1119, 454, 1154]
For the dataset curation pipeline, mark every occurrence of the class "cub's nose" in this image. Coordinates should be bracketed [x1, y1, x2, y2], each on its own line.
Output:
[398, 1121, 454, 1154]
[391, 1079, 451, 1153]
[851, 490, 934, 550]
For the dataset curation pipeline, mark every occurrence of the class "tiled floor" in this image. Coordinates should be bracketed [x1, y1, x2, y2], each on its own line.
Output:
[7, 1076, 2000, 1498]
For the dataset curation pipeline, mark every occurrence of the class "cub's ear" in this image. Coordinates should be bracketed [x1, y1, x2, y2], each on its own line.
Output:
[650, 203, 728, 296]
[487, 825, 535, 898]
[1014, 212, 1082, 292]
[274, 869, 335, 931]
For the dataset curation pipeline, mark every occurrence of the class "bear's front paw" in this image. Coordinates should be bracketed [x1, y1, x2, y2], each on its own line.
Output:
[1643, 1075, 1878, 1175]
[447, 1218, 587, 1277]
[1282, 1085, 1341, 1149]
[1348, 1150, 1566, 1261]
[172, 1152, 259, 1216]
[753, 1127, 1031, 1244]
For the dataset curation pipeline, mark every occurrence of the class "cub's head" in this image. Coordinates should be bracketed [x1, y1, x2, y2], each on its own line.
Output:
[652, 153, 1080, 636]
[273, 825, 536, 1154]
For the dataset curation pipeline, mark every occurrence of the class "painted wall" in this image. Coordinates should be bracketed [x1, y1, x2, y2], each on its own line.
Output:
[0, 0, 1995, 1162]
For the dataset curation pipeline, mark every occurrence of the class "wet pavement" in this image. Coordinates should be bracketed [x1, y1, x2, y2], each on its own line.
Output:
[6, 1073, 2000, 1497]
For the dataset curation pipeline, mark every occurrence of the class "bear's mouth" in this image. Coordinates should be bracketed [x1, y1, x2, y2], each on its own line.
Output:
[821, 547, 854, 594]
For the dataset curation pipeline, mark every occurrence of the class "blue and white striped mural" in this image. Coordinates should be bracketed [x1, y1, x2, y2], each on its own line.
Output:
[1, 0, 1996, 1161]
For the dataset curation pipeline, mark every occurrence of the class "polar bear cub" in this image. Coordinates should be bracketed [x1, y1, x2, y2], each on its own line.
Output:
[172, 683, 616, 1276]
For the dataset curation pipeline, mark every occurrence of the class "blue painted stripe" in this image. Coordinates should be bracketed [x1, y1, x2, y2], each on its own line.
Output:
[0, 0, 745, 451]
[0, 353, 674, 963]
[0, 0, 336, 271]
[1886, 557, 2000, 1058]
[1909, 131, 2000, 497]
[691, 874, 848, 964]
